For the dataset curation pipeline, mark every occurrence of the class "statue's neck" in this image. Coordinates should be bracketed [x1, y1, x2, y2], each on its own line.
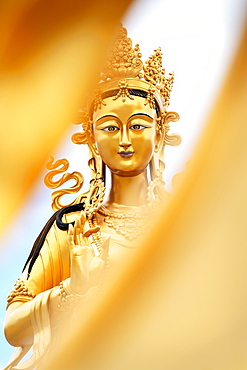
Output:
[104, 170, 149, 211]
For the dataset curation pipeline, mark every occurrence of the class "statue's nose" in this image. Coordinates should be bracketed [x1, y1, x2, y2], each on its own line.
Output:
[119, 127, 131, 149]
[119, 141, 131, 149]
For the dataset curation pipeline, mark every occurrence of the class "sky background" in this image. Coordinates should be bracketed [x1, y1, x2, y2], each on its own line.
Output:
[0, 0, 246, 366]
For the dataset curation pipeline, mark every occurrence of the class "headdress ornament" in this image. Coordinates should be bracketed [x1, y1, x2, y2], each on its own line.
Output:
[94, 24, 174, 111]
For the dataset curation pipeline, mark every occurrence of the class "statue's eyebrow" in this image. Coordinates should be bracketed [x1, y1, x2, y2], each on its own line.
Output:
[96, 114, 118, 122]
[128, 113, 154, 121]
[95, 113, 154, 124]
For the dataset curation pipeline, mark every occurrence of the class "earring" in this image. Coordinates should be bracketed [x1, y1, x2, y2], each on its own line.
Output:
[148, 125, 167, 208]
[154, 144, 159, 153]
[147, 177, 167, 209]
[84, 149, 106, 216]
[84, 175, 106, 216]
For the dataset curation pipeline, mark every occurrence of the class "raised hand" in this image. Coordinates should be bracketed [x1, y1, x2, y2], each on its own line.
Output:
[68, 211, 109, 295]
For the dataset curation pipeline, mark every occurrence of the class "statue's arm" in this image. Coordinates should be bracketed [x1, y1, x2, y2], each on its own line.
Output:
[4, 286, 59, 347]
[4, 214, 70, 347]
[5, 300, 33, 346]
[4, 211, 107, 348]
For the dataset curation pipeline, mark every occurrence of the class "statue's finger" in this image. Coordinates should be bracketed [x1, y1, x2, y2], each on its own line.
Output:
[75, 217, 81, 245]
[90, 242, 100, 257]
[79, 212, 85, 246]
[83, 226, 100, 238]
[100, 236, 110, 261]
[80, 246, 95, 279]
[68, 224, 75, 250]
[80, 211, 86, 229]
[84, 245, 95, 264]
[82, 225, 100, 250]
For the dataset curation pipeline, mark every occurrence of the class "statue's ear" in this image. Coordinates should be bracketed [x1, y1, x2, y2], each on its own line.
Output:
[87, 126, 100, 157]
[150, 117, 165, 181]
[87, 125, 105, 178]
[154, 115, 165, 153]
[155, 128, 165, 152]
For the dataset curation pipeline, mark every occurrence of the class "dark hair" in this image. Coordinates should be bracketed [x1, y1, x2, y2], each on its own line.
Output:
[22, 203, 85, 278]
[90, 88, 160, 117]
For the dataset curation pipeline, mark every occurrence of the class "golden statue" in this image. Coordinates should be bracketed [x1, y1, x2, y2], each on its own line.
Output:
[4, 25, 180, 369]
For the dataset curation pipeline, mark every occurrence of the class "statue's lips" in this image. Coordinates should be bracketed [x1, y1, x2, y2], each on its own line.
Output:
[118, 151, 134, 158]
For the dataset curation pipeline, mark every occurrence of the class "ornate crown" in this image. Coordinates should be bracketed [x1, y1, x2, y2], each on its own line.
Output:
[72, 25, 180, 145]
[91, 24, 174, 111]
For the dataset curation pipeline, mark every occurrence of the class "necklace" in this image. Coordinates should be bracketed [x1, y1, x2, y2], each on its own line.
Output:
[98, 205, 152, 241]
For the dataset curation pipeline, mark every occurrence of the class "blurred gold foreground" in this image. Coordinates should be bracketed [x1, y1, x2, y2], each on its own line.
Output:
[1, 1, 247, 369]
[0, 0, 132, 231]
[45, 19, 247, 370]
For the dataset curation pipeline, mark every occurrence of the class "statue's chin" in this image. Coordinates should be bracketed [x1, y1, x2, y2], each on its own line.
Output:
[107, 167, 148, 178]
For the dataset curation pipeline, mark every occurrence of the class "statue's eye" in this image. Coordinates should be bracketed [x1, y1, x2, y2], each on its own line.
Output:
[130, 124, 147, 130]
[101, 126, 119, 132]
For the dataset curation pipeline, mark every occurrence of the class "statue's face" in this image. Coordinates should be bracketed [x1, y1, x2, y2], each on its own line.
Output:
[92, 95, 158, 177]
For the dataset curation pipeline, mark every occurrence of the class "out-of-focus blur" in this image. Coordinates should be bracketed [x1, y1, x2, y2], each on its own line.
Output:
[0, 0, 132, 232]
[45, 17, 247, 369]
[1, 0, 247, 368]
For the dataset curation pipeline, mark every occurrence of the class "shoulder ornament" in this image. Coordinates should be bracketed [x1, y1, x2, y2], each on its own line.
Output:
[6, 278, 36, 308]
